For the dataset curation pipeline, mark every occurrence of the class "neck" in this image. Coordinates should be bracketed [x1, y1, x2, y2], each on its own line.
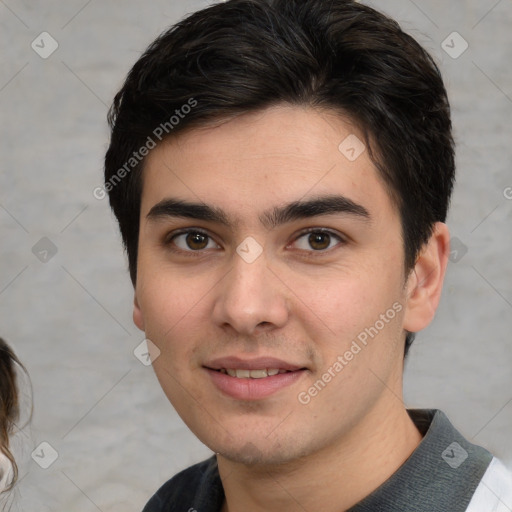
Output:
[218, 397, 423, 512]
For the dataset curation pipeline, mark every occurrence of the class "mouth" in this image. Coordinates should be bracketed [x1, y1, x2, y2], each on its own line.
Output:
[213, 368, 296, 379]
[203, 357, 308, 400]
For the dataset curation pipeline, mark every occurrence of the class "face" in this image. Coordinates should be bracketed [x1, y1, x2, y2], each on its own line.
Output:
[134, 105, 419, 465]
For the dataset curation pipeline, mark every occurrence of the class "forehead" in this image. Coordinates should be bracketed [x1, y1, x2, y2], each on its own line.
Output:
[140, 105, 397, 225]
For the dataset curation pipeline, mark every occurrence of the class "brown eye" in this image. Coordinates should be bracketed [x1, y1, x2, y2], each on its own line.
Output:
[170, 230, 220, 251]
[308, 232, 331, 251]
[292, 230, 343, 252]
[186, 232, 209, 250]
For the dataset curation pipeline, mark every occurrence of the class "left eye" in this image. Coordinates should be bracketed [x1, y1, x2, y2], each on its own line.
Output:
[171, 231, 220, 251]
[292, 230, 343, 251]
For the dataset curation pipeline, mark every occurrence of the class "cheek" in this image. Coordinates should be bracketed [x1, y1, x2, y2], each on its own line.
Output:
[302, 266, 394, 328]
[136, 272, 193, 358]
[137, 259, 207, 328]
[136, 265, 225, 371]
[137, 272, 207, 401]
[297, 261, 404, 362]
[296, 277, 405, 419]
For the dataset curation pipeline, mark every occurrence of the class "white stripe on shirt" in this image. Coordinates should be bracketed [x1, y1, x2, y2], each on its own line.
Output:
[466, 457, 512, 511]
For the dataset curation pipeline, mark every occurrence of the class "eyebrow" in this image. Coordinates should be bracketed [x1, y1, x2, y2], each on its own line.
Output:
[146, 195, 371, 229]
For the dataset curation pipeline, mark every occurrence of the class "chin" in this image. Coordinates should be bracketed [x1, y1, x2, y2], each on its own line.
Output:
[211, 434, 312, 467]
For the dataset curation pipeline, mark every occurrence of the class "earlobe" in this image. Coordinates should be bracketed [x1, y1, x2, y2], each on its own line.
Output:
[402, 222, 450, 333]
[133, 293, 145, 331]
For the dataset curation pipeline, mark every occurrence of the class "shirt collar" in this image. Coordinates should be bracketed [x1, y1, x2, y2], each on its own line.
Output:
[186, 409, 493, 512]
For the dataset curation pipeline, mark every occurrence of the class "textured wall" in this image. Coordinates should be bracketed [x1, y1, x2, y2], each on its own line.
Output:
[0, 0, 511, 510]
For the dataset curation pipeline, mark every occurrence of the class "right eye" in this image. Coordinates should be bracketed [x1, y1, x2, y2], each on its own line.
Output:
[167, 230, 221, 252]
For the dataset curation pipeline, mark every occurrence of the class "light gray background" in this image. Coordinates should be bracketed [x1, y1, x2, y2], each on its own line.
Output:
[0, 0, 511, 510]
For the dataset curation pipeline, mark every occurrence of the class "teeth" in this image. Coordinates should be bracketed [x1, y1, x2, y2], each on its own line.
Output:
[248, 369, 268, 379]
[220, 368, 285, 379]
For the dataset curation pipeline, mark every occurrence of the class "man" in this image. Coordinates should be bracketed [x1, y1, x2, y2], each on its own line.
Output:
[104, 0, 512, 510]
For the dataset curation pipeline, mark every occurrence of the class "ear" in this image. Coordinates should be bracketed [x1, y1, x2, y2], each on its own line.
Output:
[133, 292, 145, 331]
[402, 222, 450, 333]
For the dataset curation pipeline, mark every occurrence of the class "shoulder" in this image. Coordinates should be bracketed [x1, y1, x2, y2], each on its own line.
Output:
[142, 455, 224, 512]
[466, 457, 512, 511]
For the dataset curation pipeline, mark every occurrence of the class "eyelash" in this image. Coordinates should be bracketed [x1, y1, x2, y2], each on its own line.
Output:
[164, 228, 346, 257]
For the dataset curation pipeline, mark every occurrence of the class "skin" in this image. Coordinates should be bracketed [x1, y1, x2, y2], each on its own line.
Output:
[133, 105, 450, 511]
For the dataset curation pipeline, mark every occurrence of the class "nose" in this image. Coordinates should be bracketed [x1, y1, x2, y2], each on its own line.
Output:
[211, 250, 289, 336]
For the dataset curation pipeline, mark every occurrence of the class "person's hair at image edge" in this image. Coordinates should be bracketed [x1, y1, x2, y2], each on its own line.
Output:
[104, 0, 455, 358]
[0, 338, 24, 492]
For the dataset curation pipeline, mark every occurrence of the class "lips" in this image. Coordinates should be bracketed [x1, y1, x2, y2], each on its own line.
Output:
[204, 356, 307, 400]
